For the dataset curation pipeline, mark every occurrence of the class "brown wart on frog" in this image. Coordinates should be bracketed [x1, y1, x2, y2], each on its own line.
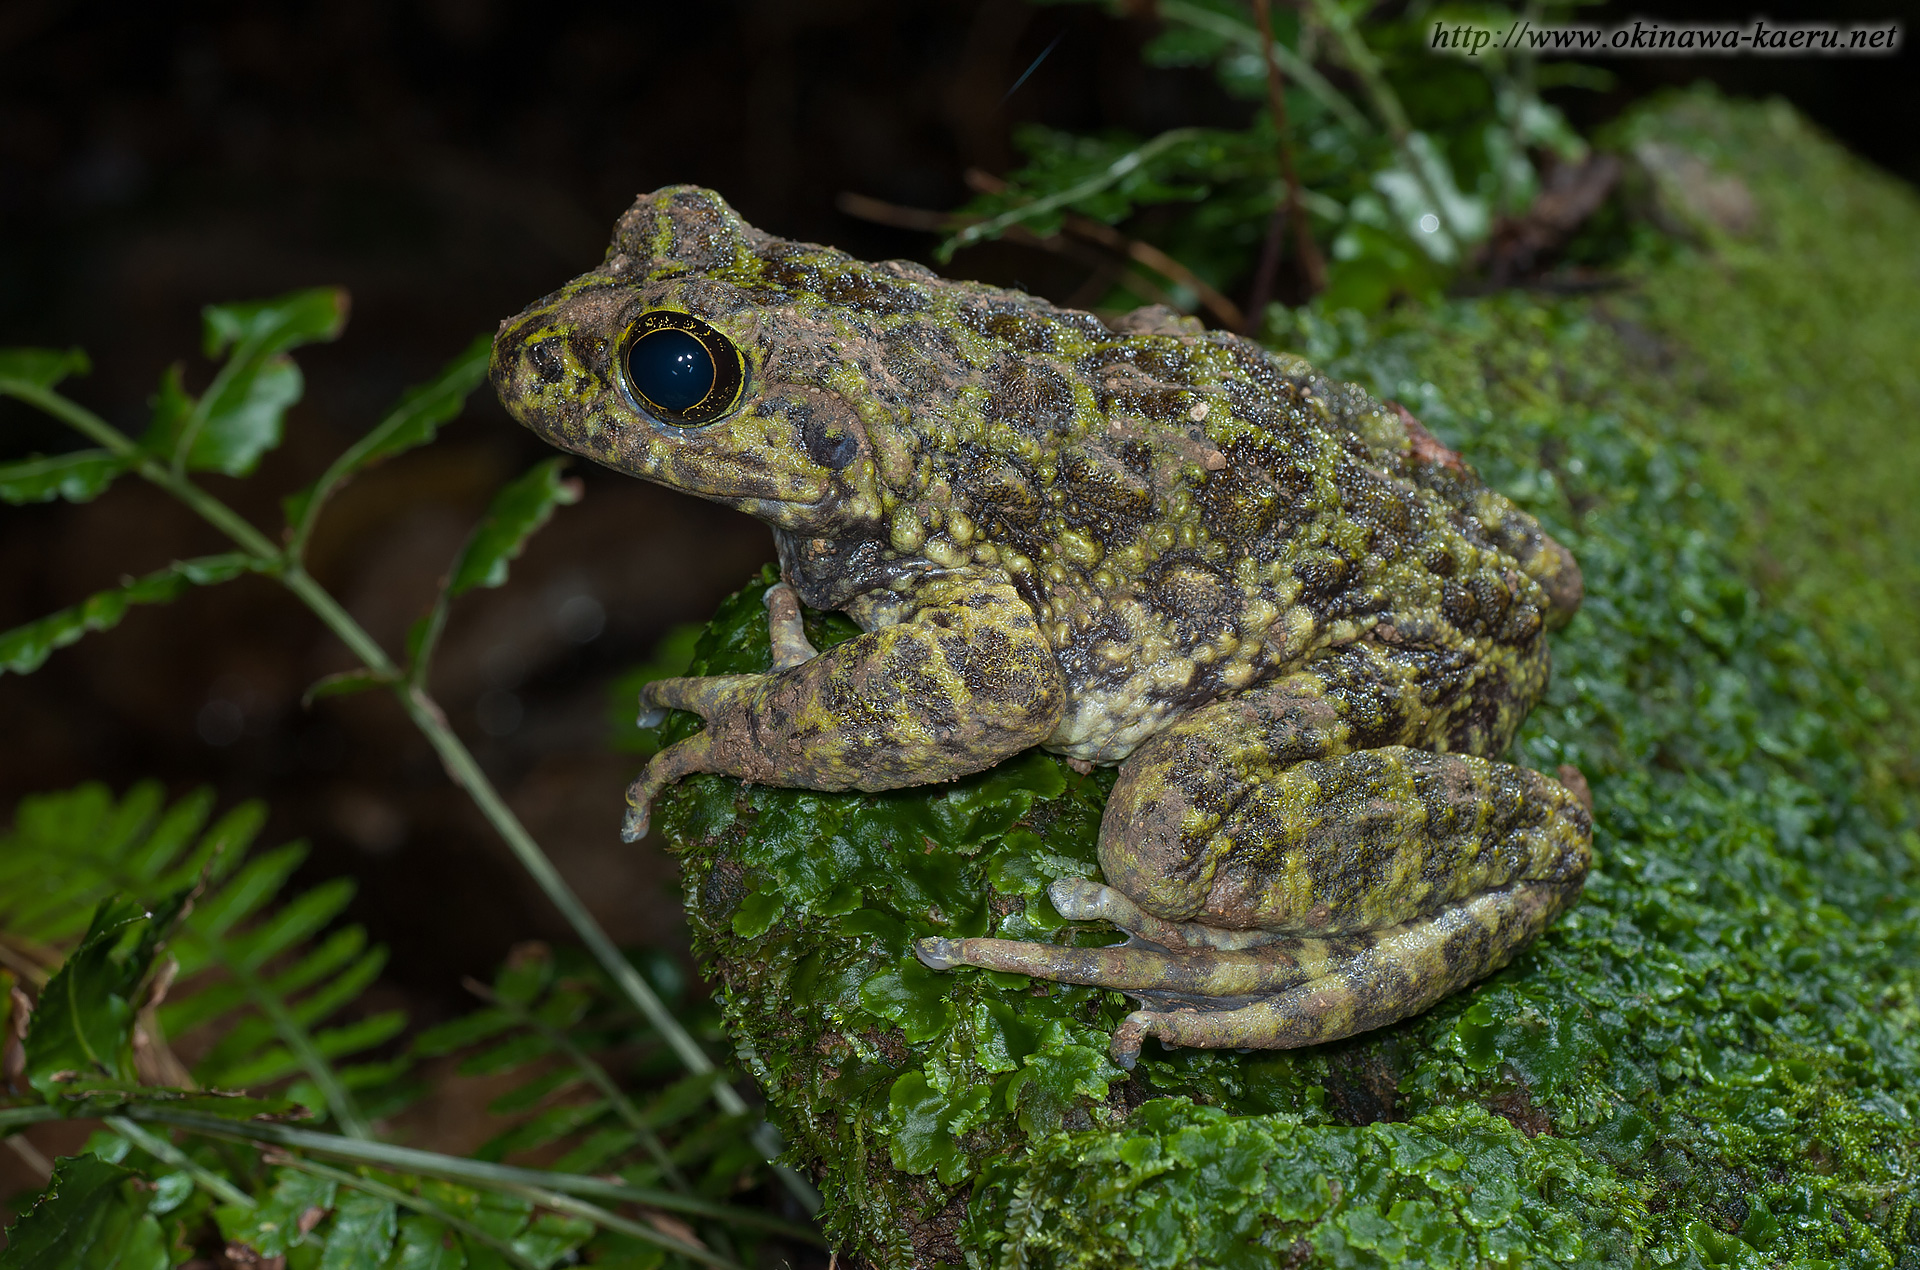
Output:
[490, 185, 1592, 1069]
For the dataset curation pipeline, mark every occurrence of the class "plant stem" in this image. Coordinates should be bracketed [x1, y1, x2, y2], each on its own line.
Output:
[0, 1105, 63, 1131]
[488, 1183, 744, 1270]
[266, 1154, 543, 1270]
[104, 1114, 255, 1208]
[4, 381, 821, 1214]
[1158, 0, 1368, 134]
[946, 128, 1203, 255]
[123, 1106, 823, 1244]
[1300, 0, 1460, 251]
[218, 957, 374, 1140]
[1248, 0, 1326, 315]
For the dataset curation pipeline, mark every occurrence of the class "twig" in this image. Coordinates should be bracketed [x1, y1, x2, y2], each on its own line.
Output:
[944, 128, 1204, 256]
[3, 1131, 52, 1181]
[0, 1105, 62, 1131]
[1157, 0, 1369, 134]
[1245, 0, 1326, 323]
[0, 378, 821, 1215]
[841, 184, 1245, 329]
[1057, 215, 1247, 330]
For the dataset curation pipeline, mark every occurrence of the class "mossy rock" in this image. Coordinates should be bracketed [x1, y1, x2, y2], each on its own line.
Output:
[637, 91, 1920, 1268]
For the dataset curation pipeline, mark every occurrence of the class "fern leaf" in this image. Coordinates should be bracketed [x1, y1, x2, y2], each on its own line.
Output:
[188, 841, 304, 942]
[474, 1101, 608, 1163]
[550, 1127, 637, 1176]
[96, 783, 196, 878]
[221, 878, 357, 973]
[411, 1008, 515, 1057]
[2, 784, 403, 1138]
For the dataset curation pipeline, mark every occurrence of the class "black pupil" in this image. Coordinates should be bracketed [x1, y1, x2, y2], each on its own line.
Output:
[629, 328, 715, 415]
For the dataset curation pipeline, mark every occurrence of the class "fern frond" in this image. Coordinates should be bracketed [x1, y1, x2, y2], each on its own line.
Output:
[410, 946, 761, 1216]
[0, 783, 405, 1136]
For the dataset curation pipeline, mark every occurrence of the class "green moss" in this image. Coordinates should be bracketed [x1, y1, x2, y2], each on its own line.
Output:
[1612, 90, 1920, 794]
[644, 93, 1920, 1268]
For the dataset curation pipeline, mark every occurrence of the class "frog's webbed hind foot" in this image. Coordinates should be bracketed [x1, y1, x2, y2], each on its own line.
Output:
[917, 879, 1578, 1069]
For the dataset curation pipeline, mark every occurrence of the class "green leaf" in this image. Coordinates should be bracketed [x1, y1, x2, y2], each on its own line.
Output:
[490, 944, 555, 1010]
[941, 126, 1217, 257]
[858, 956, 958, 1044]
[0, 450, 130, 505]
[148, 288, 349, 476]
[200, 290, 349, 361]
[0, 554, 259, 677]
[510, 1212, 594, 1270]
[885, 1071, 957, 1177]
[217, 1167, 337, 1258]
[223, 878, 357, 974]
[190, 354, 304, 476]
[320, 1191, 398, 1270]
[445, 459, 583, 597]
[301, 669, 397, 707]
[0, 1153, 168, 1270]
[283, 334, 493, 535]
[0, 347, 90, 392]
[388, 1215, 467, 1270]
[25, 894, 189, 1098]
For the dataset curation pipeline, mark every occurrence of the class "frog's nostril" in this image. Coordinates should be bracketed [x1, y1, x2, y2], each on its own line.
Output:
[526, 338, 565, 384]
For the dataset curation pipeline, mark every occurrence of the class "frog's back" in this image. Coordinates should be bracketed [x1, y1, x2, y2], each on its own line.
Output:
[852, 280, 1578, 762]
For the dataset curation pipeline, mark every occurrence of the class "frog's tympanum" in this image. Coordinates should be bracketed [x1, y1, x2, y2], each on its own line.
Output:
[492, 187, 1592, 1067]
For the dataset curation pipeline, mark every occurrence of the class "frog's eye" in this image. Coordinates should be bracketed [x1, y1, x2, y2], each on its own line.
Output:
[622, 311, 746, 425]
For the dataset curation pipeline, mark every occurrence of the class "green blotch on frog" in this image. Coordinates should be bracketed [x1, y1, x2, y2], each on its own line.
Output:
[490, 185, 1591, 1066]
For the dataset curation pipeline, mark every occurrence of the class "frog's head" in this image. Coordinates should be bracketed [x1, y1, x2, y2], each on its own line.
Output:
[491, 186, 918, 535]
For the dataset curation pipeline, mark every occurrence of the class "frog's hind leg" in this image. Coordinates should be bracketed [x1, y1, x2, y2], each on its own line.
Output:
[916, 671, 1592, 1062]
[1108, 878, 1576, 1067]
[917, 877, 1580, 1067]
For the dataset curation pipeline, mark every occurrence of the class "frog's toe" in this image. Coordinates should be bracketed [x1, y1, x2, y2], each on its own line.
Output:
[634, 704, 668, 729]
[640, 673, 761, 720]
[914, 937, 963, 970]
[620, 799, 651, 844]
[763, 582, 819, 671]
[621, 733, 719, 842]
[1109, 1011, 1157, 1070]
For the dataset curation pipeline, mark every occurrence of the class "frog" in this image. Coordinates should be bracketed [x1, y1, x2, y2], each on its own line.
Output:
[490, 185, 1592, 1068]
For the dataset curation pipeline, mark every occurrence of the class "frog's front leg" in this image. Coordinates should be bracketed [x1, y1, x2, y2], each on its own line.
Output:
[622, 569, 1065, 841]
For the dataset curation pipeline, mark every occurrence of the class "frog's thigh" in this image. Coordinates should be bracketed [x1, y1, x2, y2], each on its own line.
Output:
[1110, 741, 1590, 934]
[1096, 658, 1588, 930]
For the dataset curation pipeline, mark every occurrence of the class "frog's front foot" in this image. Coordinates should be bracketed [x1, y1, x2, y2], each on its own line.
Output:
[622, 672, 764, 841]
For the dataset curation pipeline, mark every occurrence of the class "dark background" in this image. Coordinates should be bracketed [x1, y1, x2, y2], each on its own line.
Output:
[1, 0, 1913, 1021]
